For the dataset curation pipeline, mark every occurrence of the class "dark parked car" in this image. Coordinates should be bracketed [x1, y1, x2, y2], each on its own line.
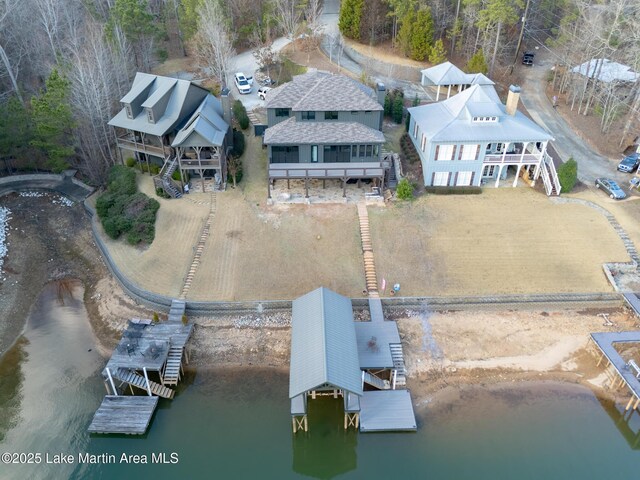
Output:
[595, 178, 627, 199]
[522, 52, 535, 66]
[617, 152, 640, 173]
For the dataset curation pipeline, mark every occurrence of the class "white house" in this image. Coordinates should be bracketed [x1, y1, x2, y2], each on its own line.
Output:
[408, 84, 561, 195]
[420, 61, 494, 101]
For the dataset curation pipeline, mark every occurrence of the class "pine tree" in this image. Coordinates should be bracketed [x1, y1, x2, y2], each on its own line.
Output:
[0, 96, 33, 165]
[338, 0, 364, 40]
[409, 8, 434, 61]
[465, 48, 489, 74]
[393, 94, 404, 124]
[428, 38, 447, 65]
[30, 69, 75, 173]
[397, 9, 416, 56]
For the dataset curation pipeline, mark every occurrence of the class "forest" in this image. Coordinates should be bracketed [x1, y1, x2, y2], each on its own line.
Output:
[0, 0, 638, 183]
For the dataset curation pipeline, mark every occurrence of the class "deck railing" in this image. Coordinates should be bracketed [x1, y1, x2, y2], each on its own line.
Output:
[116, 136, 167, 157]
[484, 153, 542, 164]
[268, 162, 385, 179]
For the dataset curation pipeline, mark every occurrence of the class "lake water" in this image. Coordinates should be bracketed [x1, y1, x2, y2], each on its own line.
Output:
[2, 283, 640, 479]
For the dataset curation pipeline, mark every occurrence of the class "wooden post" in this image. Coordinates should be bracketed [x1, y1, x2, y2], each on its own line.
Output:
[130, 384, 135, 395]
[106, 367, 117, 396]
[343, 177, 347, 197]
[268, 178, 271, 199]
[633, 398, 640, 410]
[143, 367, 152, 396]
[292, 417, 297, 433]
[304, 415, 308, 432]
[626, 396, 636, 411]
[304, 175, 309, 199]
[104, 380, 111, 395]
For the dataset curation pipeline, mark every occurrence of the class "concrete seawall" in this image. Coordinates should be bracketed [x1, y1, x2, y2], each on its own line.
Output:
[0, 171, 95, 201]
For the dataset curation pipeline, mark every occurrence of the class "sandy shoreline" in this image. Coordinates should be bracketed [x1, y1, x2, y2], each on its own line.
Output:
[1, 194, 638, 409]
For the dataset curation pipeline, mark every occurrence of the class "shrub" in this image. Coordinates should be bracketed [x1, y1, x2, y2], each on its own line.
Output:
[393, 95, 404, 124]
[233, 100, 250, 130]
[172, 170, 189, 182]
[152, 312, 159, 323]
[181, 314, 188, 325]
[557, 157, 578, 193]
[231, 130, 245, 158]
[95, 165, 160, 245]
[149, 164, 160, 175]
[156, 187, 170, 198]
[396, 178, 414, 200]
[125, 157, 136, 168]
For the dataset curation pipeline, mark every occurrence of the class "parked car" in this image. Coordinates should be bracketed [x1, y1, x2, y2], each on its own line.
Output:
[234, 72, 252, 94]
[258, 86, 271, 100]
[522, 52, 535, 66]
[617, 152, 640, 173]
[595, 177, 627, 199]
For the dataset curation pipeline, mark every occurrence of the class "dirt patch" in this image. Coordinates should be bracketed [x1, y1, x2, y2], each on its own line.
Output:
[344, 38, 425, 69]
[369, 188, 629, 296]
[282, 44, 351, 76]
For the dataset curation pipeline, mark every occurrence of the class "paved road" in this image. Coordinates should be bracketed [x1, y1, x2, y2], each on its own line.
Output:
[519, 51, 629, 186]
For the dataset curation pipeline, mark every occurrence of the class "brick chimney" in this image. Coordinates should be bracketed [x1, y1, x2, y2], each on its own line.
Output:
[376, 82, 386, 107]
[506, 85, 521, 116]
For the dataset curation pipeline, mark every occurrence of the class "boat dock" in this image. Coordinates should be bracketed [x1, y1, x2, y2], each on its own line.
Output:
[88, 299, 193, 435]
[289, 288, 416, 434]
[590, 331, 640, 414]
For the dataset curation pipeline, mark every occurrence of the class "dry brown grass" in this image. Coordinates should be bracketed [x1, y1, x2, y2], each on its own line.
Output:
[368, 188, 630, 296]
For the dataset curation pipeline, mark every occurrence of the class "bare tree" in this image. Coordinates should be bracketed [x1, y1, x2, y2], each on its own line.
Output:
[193, 0, 236, 88]
[273, 0, 303, 44]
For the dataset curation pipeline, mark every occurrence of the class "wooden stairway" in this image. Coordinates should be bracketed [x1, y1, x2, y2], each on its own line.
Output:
[156, 156, 183, 199]
[357, 202, 379, 297]
[362, 371, 390, 390]
[390, 343, 407, 387]
[163, 346, 184, 386]
[540, 154, 561, 196]
[180, 192, 217, 299]
[168, 299, 186, 323]
[112, 368, 175, 399]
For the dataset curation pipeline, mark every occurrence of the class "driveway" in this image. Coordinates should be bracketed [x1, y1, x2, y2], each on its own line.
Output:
[519, 51, 629, 186]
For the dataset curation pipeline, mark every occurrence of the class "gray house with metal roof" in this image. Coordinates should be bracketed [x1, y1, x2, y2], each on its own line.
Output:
[408, 84, 562, 195]
[109, 73, 232, 195]
[263, 72, 388, 198]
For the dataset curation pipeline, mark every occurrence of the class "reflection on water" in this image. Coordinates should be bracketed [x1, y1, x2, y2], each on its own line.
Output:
[292, 397, 358, 479]
[2, 283, 640, 479]
[596, 395, 640, 449]
[0, 337, 27, 442]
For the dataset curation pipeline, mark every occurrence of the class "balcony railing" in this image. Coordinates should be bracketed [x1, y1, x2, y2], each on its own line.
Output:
[179, 156, 222, 169]
[484, 153, 542, 164]
[269, 161, 384, 179]
[116, 136, 167, 158]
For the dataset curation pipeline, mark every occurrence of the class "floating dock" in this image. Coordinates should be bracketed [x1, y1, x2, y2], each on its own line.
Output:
[88, 300, 193, 435]
[359, 390, 417, 432]
[88, 396, 159, 435]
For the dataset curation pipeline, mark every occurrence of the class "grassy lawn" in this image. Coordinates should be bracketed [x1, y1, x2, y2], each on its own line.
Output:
[368, 188, 629, 296]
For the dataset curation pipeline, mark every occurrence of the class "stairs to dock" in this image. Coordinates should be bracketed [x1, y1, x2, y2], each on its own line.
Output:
[163, 347, 184, 386]
[155, 156, 183, 199]
[168, 299, 186, 323]
[540, 153, 561, 197]
[390, 344, 407, 388]
[363, 371, 391, 390]
[112, 368, 175, 399]
[180, 192, 217, 299]
[357, 202, 379, 297]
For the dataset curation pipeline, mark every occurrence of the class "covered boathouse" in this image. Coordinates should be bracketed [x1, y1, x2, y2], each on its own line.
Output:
[289, 287, 416, 433]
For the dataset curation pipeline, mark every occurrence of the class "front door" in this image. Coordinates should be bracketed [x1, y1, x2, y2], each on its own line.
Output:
[311, 145, 318, 163]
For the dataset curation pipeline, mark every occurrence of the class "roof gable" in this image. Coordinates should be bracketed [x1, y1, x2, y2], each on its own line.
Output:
[289, 288, 363, 399]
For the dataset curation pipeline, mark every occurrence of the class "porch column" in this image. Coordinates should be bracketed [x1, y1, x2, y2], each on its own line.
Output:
[142, 367, 152, 396]
[267, 178, 272, 199]
[501, 142, 509, 163]
[495, 165, 504, 187]
[343, 177, 347, 197]
[304, 174, 309, 199]
[436, 85, 440, 101]
[513, 164, 522, 187]
[200, 170, 205, 192]
[520, 142, 528, 163]
[447, 84, 452, 98]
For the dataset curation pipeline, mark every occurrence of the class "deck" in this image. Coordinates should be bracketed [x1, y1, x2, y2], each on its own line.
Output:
[623, 293, 640, 317]
[105, 319, 193, 373]
[359, 390, 417, 433]
[88, 396, 159, 435]
[354, 320, 401, 369]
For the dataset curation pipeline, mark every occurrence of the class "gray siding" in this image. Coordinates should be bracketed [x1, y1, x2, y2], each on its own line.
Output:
[268, 109, 381, 130]
[268, 144, 381, 164]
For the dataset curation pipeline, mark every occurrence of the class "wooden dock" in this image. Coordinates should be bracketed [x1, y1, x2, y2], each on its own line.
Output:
[88, 396, 159, 435]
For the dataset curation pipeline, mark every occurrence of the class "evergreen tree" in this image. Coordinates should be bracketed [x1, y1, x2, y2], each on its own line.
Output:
[465, 48, 489, 74]
[338, 0, 364, 40]
[409, 8, 434, 61]
[384, 94, 392, 117]
[557, 157, 578, 193]
[109, 0, 155, 67]
[397, 9, 416, 56]
[393, 94, 404, 124]
[428, 38, 447, 65]
[30, 69, 75, 173]
[0, 96, 33, 166]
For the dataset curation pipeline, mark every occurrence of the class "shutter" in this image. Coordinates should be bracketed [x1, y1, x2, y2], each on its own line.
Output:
[431, 172, 435, 186]
[451, 146, 456, 160]
[453, 172, 458, 185]
[458, 146, 464, 160]
[475, 145, 480, 160]
[470, 172, 475, 185]
[435, 145, 439, 160]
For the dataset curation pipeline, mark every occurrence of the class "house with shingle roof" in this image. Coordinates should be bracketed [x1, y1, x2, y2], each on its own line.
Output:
[109, 73, 232, 195]
[263, 72, 389, 198]
[408, 84, 562, 195]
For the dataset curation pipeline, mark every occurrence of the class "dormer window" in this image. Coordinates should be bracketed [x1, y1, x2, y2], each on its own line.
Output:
[301, 111, 315, 120]
[473, 116, 497, 123]
[324, 111, 339, 120]
[125, 104, 133, 119]
[146, 108, 155, 124]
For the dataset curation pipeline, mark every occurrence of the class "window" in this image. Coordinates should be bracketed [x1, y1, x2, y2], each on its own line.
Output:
[146, 109, 154, 124]
[365, 145, 373, 157]
[324, 111, 339, 120]
[459, 144, 479, 161]
[301, 111, 315, 120]
[271, 146, 299, 163]
[436, 145, 453, 161]
[482, 165, 496, 177]
[420, 134, 426, 152]
[324, 145, 350, 162]
[275, 108, 290, 118]
[413, 122, 419, 138]
[351, 111, 358, 115]
[359, 145, 365, 157]
[311, 145, 318, 163]
[373, 145, 379, 157]
[456, 171, 473, 186]
[473, 116, 498, 123]
[125, 104, 133, 119]
[433, 172, 450, 186]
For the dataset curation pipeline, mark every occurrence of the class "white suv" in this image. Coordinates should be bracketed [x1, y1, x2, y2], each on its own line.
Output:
[258, 86, 271, 100]
[234, 72, 252, 94]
